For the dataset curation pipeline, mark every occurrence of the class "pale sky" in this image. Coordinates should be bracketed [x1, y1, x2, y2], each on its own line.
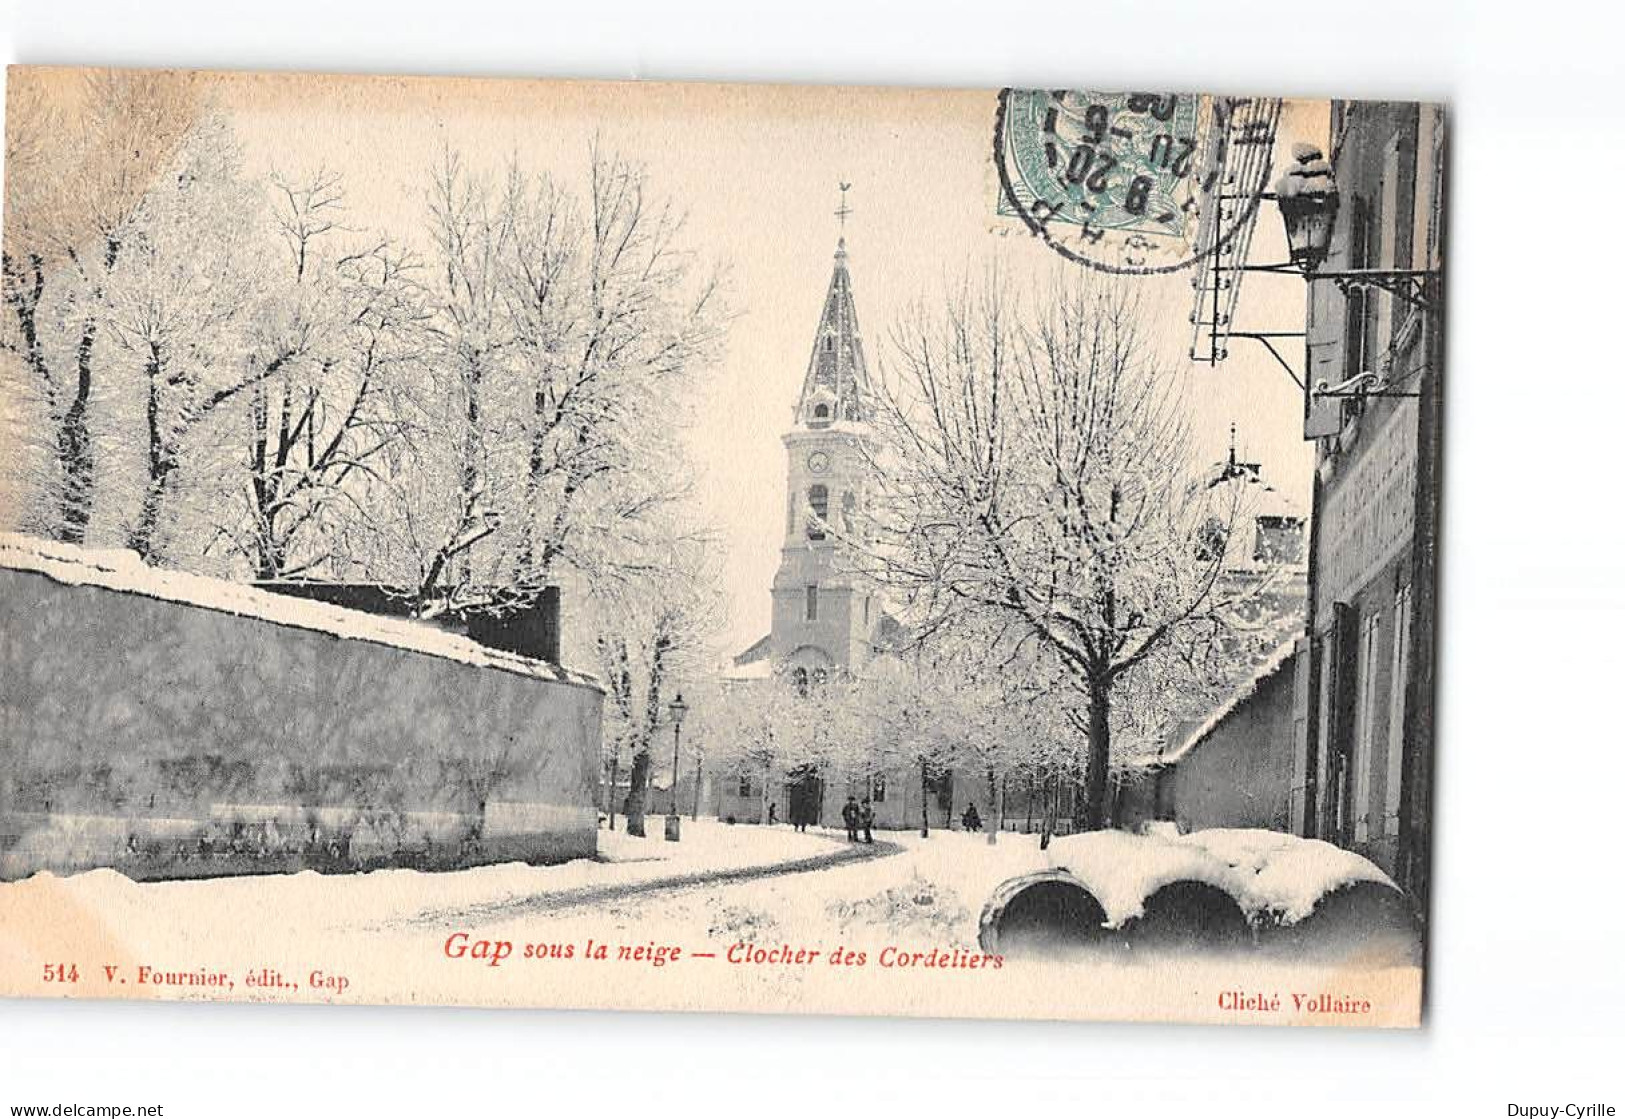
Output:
[206, 71, 1323, 654]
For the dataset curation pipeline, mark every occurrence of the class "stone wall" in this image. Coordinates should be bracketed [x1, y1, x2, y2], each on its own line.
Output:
[0, 537, 602, 880]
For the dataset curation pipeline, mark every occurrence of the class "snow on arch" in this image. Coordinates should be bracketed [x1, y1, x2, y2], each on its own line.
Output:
[1176, 828, 1400, 925]
[1042, 827, 1399, 928]
[1046, 830, 1245, 928]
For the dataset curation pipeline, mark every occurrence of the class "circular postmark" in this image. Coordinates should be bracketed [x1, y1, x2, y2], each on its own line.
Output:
[993, 89, 1280, 275]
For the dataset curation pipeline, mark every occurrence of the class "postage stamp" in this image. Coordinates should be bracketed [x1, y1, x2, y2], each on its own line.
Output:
[993, 88, 1280, 274]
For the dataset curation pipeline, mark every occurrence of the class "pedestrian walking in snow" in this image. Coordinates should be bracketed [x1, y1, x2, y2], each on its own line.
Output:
[962, 802, 983, 832]
[841, 796, 860, 842]
[859, 798, 875, 844]
[768, 802, 778, 826]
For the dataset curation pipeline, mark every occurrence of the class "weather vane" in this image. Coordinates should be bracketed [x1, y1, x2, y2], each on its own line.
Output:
[835, 181, 852, 232]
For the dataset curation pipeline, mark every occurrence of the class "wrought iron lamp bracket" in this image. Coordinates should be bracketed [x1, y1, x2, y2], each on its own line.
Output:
[1311, 371, 1420, 400]
[1314, 268, 1441, 313]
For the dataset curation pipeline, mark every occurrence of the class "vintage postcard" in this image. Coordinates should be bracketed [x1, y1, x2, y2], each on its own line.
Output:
[0, 67, 1444, 1027]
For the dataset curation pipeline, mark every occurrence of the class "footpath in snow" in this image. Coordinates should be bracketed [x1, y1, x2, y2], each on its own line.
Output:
[0, 819, 862, 944]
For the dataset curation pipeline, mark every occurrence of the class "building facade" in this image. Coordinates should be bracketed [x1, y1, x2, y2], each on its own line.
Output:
[1116, 641, 1301, 835]
[1290, 102, 1445, 911]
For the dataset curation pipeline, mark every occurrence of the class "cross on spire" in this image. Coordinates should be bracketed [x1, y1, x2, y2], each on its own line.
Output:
[835, 182, 852, 234]
[796, 197, 869, 426]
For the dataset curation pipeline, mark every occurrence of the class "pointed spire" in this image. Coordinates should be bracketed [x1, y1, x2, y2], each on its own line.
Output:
[795, 190, 869, 427]
[1210, 421, 1255, 488]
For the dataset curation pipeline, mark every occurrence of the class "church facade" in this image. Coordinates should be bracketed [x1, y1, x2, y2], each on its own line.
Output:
[716, 234, 965, 833]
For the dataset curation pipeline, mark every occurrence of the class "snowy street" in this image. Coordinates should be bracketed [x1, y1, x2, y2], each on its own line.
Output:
[397, 821, 904, 927]
[0, 819, 1421, 1025]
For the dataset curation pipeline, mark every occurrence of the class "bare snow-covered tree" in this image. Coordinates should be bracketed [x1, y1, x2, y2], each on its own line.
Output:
[853, 271, 1248, 832]
[360, 145, 725, 619]
[508, 146, 725, 592]
[693, 675, 798, 826]
[587, 536, 722, 837]
[1, 68, 201, 542]
[226, 170, 428, 579]
[886, 624, 1073, 844]
[99, 114, 271, 560]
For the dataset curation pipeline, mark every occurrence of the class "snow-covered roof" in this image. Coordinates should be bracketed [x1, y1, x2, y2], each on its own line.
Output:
[732, 632, 773, 666]
[0, 533, 601, 690]
[721, 658, 775, 682]
[1144, 638, 1300, 768]
[1201, 455, 1307, 520]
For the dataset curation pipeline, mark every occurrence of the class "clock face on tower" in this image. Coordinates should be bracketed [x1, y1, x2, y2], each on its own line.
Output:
[807, 451, 829, 474]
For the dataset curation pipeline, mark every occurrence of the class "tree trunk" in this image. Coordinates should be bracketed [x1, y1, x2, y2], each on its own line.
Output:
[1039, 767, 1056, 851]
[129, 471, 173, 561]
[691, 753, 703, 820]
[918, 756, 930, 838]
[759, 757, 773, 825]
[1081, 675, 1113, 831]
[55, 237, 117, 545]
[624, 749, 651, 837]
[248, 383, 278, 578]
[986, 767, 1001, 846]
[56, 329, 95, 544]
[605, 749, 620, 831]
[130, 348, 175, 560]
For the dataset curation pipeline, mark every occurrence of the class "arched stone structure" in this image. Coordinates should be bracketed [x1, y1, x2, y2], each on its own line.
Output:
[978, 869, 1110, 957]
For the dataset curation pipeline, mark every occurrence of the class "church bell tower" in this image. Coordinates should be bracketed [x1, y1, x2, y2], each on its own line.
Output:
[769, 203, 880, 682]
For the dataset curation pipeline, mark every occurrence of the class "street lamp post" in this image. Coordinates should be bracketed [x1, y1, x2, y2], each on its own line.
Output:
[665, 693, 688, 842]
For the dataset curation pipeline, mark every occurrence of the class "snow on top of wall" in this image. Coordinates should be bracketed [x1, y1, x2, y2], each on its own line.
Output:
[1144, 637, 1300, 768]
[1046, 826, 1398, 927]
[0, 533, 600, 691]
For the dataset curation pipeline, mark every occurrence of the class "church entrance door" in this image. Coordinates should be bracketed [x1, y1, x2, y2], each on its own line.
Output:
[786, 765, 825, 828]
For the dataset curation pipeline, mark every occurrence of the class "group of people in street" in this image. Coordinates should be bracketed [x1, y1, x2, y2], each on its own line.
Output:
[841, 796, 875, 844]
[766, 793, 985, 841]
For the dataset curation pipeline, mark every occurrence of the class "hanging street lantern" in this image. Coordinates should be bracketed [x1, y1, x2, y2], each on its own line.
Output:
[1274, 143, 1339, 274]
